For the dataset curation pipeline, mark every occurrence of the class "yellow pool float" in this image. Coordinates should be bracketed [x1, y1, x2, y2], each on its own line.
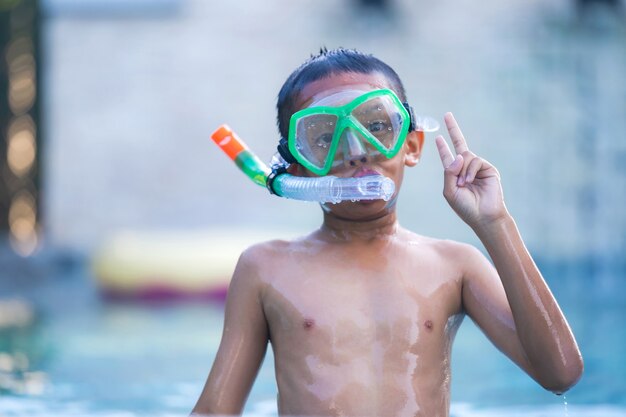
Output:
[92, 229, 282, 301]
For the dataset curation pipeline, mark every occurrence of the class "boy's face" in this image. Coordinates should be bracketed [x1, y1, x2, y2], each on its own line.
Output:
[290, 72, 423, 220]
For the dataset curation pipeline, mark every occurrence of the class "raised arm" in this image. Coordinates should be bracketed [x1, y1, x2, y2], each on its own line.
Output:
[191, 247, 270, 415]
[435, 113, 583, 393]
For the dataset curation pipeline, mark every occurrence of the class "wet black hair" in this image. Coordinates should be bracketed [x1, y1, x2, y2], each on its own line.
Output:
[276, 47, 408, 141]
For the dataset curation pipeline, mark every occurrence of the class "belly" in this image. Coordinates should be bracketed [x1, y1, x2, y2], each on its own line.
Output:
[273, 343, 452, 417]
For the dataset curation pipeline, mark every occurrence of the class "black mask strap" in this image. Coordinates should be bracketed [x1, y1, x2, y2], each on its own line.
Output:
[403, 102, 416, 132]
[277, 137, 297, 164]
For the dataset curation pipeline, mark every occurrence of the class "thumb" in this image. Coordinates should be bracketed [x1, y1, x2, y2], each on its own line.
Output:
[443, 154, 463, 194]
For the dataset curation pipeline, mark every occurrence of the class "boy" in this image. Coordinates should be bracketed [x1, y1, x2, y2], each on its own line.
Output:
[192, 48, 583, 417]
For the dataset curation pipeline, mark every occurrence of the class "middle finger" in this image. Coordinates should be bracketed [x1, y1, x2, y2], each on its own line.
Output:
[444, 112, 469, 154]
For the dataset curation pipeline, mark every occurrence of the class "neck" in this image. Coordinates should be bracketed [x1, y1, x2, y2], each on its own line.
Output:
[319, 209, 400, 243]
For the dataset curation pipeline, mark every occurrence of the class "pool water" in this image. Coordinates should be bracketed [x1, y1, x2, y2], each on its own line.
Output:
[0, 257, 624, 417]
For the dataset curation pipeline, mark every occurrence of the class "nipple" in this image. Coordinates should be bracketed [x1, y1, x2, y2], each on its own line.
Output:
[424, 320, 434, 331]
[303, 318, 315, 330]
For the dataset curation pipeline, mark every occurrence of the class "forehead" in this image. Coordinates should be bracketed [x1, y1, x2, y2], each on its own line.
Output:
[295, 72, 394, 111]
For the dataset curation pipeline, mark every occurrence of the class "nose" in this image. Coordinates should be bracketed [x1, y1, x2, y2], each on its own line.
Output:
[340, 129, 369, 168]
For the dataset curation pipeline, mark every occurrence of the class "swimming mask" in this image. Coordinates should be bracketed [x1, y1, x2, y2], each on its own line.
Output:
[286, 89, 412, 176]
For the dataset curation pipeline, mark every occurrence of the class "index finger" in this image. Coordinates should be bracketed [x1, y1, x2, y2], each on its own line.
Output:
[444, 112, 469, 154]
[435, 135, 455, 168]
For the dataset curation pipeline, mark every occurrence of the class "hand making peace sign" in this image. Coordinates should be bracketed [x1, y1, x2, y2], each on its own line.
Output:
[435, 113, 509, 229]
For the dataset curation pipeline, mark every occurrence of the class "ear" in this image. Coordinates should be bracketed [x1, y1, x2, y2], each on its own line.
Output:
[404, 131, 424, 167]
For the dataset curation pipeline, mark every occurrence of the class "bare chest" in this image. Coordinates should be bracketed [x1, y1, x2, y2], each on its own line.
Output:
[262, 253, 463, 357]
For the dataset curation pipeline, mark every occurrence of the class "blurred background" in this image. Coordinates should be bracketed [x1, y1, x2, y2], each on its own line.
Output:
[0, 0, 625, 416]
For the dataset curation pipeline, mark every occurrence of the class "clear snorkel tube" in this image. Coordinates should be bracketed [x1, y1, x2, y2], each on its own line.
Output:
[266, 151, 396, 204]
[211, 120, 439, 204]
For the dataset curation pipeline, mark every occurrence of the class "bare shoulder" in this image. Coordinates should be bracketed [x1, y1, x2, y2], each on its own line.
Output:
[233, 239, 288, 281]
[400, 227, 477, 254]
[399, 228, 486, 273]
[226, 238, 295, 307]
[238, 235, 309, 265]
[238, 238, 291, 264]
[234, 234, 314, 282]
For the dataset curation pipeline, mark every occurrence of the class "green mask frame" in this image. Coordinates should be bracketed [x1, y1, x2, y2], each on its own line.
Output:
[287, 89, 411, 176]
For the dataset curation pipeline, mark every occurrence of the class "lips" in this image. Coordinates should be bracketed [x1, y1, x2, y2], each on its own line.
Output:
[353, 168, 381, 178]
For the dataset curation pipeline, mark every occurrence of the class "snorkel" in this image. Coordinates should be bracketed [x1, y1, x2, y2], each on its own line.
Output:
[211, 125, 395, 204]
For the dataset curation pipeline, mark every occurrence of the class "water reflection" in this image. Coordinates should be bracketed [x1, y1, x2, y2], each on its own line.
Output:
[0, 298, 45, 396]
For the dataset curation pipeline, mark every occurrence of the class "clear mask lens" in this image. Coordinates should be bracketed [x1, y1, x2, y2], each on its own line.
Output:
[293, 93, 406, 171]
[294, 113, 338, 171]
[351, 94, 405, 151]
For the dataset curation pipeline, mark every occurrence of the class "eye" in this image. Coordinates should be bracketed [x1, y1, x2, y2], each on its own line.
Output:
[368, 121, 388, 133]
[315, 133, 333, 148]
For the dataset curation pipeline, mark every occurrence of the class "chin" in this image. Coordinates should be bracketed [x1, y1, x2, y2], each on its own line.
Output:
[324, 196, 396, 220]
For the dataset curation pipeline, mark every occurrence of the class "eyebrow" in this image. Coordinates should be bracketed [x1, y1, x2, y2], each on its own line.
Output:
[354, 103, 390, 117]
